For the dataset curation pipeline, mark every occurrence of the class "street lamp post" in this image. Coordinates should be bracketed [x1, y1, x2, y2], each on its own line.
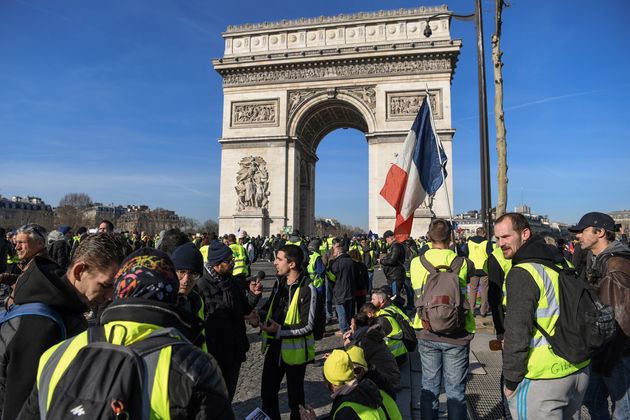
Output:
[424, 0, 493, 237]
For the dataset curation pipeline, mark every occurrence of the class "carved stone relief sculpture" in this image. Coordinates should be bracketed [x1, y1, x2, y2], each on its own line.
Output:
[235, 156, 270, 211]
[231, 100, 278, 127]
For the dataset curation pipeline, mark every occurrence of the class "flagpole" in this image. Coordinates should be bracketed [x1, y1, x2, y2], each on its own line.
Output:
[426, 96, 456, 244]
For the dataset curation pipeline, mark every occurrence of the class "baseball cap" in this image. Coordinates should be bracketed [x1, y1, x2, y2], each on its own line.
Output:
[323, 349, 355, 386]
[568, 212, 616, 233]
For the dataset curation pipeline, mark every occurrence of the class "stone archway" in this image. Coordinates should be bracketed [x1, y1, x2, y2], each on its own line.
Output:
[213, 6, 460, 236]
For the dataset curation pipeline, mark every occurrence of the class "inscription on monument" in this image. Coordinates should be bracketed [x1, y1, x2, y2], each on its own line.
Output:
[231, 100, 279, 127]
[387, 90, 442, 120]
[235, 156, 270, 211]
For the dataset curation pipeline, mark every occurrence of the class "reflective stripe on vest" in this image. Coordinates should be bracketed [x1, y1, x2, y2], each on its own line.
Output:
[307, 252, 324, 288]
[376, 308, 407, 358]
[409, 249, 475, 333]
[261, 279, 315, 365]
[229, 243, 249, 276]
[467, 240, 489, 273]
[36, 322, 176, 419]
[333, 401, 387, 420]
[515, 262, 590, 379]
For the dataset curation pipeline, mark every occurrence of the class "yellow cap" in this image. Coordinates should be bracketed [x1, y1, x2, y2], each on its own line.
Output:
[346, 345, 367, 368]
[323, 349, 355, 386]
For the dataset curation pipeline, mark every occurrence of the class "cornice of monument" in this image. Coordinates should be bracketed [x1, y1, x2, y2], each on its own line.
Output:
[214, 48, 461, 87]
[224, 5, 449, 34]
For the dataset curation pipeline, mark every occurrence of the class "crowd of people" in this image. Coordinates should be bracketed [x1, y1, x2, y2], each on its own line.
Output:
[0, 211, 628, 419]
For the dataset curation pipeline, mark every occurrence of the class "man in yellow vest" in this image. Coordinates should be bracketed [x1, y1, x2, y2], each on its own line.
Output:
[466, 227, 493, 317]
[496, 213, 590, 419]
[226, 233, 250, 282]
[487, 239, 512, 342]
[18, 248, 234, 419]
[410, 219, 474, 419]
[258, 244, 316, 420]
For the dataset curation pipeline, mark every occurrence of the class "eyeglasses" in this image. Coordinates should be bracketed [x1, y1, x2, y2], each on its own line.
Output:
[176, 270, 201, 281]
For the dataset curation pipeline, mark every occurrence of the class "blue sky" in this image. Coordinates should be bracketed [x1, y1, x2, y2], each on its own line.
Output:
[1, 0, 629, 230]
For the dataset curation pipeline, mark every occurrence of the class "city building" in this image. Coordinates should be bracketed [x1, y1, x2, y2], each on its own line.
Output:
[0, 195, 54, 229]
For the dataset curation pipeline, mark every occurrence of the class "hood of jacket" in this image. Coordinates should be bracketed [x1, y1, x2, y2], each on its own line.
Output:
[596, 240, 630, 265]
[335, 378, 383, 410]
[100, 298, 202, 343]
[511, 234, 565, 266]
[13, 255, 87, 314]
[468, 235, 486, 244]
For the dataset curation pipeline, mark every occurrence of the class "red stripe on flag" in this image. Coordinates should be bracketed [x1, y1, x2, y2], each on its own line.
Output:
[394, 212, 413, 242]
[379, 165, 408, 212]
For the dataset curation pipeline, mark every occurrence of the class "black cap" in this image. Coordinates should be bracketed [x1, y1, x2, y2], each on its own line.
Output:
[383, 230, 395, 239]
[568, 212, 616, 233]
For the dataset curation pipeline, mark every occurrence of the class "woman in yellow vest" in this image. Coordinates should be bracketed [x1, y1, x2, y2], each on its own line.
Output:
[300, 349, 401, 420]
[258, 245, 316, 420]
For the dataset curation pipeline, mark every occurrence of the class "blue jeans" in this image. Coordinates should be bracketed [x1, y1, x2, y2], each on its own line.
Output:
[335, 300, 353, 333]
[419, 339, 469, 420]
[367, 271, 374, 295]
[583, 354, 630, 419]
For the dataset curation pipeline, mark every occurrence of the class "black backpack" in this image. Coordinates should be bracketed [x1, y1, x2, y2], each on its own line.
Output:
[380, 306, 417, 352]
[39, 326, 187, 419]
[533, 262, 617, 364]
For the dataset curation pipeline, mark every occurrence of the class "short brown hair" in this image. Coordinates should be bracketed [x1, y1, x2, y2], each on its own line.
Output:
[70, 233, 129, 272]
[495, 212, 531, 233]
[428, 218, 452, 243]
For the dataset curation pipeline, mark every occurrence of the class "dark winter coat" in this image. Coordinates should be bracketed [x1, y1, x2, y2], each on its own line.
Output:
[48, 239, 70, 269]
[349, 324, 401, 392]
[380, 241, 406, 283]
[330, 379, 384, 419]
[17, 300, 234, 420]
[0, 257, 88, 420]
[330, 253, 356, 304]
[197, 267, 259, 368]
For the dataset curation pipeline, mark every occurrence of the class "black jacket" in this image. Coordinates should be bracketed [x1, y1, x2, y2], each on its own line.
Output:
[0, 256, 88, 420]
[487, 252, 507, 336]
[330, 253, 356, 304]
[197, 267, 259, 367]
[349, 324, 401, 392]
[48, 239, 70, 270]
[502, 235, 566, 391]
[380, 241, 406, 282]
[17, 300, 234, 420]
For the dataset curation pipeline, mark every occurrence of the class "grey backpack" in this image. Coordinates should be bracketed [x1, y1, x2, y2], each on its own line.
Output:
[416, 255, 468, 335]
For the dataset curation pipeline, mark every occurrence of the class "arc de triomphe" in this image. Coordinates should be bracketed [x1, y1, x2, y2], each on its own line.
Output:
[213, 6, 461, 237]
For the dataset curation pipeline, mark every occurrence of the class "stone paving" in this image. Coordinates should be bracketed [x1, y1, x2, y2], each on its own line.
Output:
[231, 262, 507, 419]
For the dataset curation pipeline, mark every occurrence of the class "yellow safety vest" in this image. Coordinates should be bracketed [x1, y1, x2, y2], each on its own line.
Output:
[490, 247, 512, 308]
[467, 239, 489, 273]
[376, 306, 407, 359]
[513, 262, 590, 379]
[6, 253, 19, 265]
[261, 278, 315, 365]
[199, 245, 209, 263]
[409, 248, 475, 333]
[333, 389, 401, 420]
[36, 321, 177, 419]
[359, 248, 375, 272]
[319, 242, 328, 257]
[286, 240, 302, 247]
[307, 252, 324, 289]
[229, 243, 249, 276]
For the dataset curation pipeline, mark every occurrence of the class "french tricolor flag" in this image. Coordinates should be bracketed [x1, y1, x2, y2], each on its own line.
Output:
[379, 97, 447, 241]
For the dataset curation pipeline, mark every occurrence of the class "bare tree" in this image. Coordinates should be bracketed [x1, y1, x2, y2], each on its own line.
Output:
[59, 193, 93, 208]
[493, 0, 509, 217]
[200, 219, 219, 235]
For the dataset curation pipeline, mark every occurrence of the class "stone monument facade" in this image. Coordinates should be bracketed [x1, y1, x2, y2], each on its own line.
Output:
[213, 6, 461, 236]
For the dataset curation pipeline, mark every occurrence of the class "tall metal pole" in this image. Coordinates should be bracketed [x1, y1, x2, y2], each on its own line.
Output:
[474, 0, 492, 237]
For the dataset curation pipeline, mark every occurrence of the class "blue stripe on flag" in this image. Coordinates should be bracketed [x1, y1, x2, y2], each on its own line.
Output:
[410, 98, 447, 196]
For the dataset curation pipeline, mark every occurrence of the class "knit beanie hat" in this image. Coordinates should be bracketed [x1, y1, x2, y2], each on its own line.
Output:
[346, 345, 368, 369]
[323, 349, 356, 386]
[171, 242, 204, 276]
[113, 248, 179, 303]
[205, 240, 233, 267]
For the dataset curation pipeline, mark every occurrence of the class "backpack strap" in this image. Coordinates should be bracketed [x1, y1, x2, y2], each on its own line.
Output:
[419, 255, 459, 273]
[448, 257, 465, 274]
[1, 303, 66, 339]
